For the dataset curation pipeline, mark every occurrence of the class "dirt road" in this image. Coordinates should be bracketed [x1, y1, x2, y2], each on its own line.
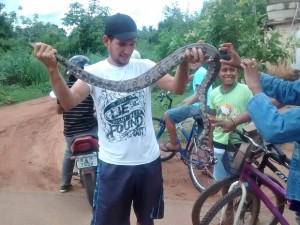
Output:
[0, 97, 200, 224]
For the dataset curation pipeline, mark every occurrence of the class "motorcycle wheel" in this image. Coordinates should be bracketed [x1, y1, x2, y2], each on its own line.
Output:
[82, 170, 96, 207]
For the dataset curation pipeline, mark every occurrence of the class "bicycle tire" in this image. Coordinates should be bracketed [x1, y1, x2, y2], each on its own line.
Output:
[82, 172, 96, 207]
[192, 175, 285, 225]
[192, 176, 239, 224]
[152, 117, 175, 162]
[187, 140, 216, 192]
[200, 187, 260, 225]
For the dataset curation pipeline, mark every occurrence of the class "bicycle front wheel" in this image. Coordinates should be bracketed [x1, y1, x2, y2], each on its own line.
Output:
[152, 117, 175, 162]
[200, 187, 260, 225]
[187, 140, 216, 192]
[192, 176, 239, 224]
[192, 175, 285, 225]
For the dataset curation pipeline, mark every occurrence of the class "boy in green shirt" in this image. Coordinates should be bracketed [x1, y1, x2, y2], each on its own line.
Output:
[209, 55, 252, 180]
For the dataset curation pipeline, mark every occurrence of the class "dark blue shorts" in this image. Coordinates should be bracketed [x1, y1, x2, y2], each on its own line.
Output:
[91, 157, 164, 225]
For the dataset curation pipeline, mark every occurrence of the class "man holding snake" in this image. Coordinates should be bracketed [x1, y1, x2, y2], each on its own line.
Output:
[32, 13, 205, 225]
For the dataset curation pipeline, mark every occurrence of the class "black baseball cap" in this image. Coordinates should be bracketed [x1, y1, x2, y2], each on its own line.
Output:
[104, 13, 138, 41]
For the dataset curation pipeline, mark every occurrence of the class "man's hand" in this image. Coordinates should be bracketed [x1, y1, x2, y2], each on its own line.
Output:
[240, 58, 262, 95]
[219, 43, 242, 68]
[184, 47, 205, 64]
[184, 40, 206, 64]
[31, 42, 59, 72]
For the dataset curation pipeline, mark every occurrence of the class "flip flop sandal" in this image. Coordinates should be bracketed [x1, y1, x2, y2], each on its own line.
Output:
[159, 143, 180, 152]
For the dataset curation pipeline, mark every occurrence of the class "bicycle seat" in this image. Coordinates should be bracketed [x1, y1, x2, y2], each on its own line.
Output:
[193, 114, 204, 129]
[193, 114, 202, 121]
[71, 136, 99, 154]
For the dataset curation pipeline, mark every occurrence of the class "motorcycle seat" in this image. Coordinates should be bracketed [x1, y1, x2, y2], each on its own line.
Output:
[71, 135, 99, 154]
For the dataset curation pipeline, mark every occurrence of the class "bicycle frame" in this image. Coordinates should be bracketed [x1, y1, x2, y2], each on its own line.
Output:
[155, 91, 201, 159]
[155, 91, 216, 191]
[155, 91, 199, 156]
[258, 151, 289, 184]
[175, 121, 197, 155]
[228, 161, 288, 225]
[158, 116, 207, 165]
[156, 117, 196, 151]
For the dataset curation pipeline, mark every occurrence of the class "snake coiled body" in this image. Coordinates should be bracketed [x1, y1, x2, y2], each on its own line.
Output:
[31, 43, 220, 152]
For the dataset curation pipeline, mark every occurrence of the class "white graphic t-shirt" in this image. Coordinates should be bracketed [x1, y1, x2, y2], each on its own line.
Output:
[85, 58, 159, 165]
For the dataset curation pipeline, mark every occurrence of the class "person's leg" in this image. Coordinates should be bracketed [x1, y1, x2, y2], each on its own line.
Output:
[289, 200, 300, 224]
[133, 157, 164, 225]
[286, 142, 300, 224]
[60, 135, 75, 192]
[213, 148, 229, 181]
[91, 161, 133, 225]
[213, 147, 233, 225]
[163, 112, 179, 150]
[161, 105, 198, 151]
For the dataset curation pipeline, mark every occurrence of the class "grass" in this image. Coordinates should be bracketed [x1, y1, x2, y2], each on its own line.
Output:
[0, 46, 194, 114]
[151, 84, 194, 118]
[1, 82, 194, 117]
[0, 82, 51, 107]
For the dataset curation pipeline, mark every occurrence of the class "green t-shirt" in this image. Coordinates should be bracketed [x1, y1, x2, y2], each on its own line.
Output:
[210, 82, 253, 145]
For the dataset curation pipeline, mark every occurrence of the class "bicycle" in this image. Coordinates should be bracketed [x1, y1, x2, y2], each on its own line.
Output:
[152, 91, 217, 192]
[195, 127, 293, 225]
[191, 125, 290, 224]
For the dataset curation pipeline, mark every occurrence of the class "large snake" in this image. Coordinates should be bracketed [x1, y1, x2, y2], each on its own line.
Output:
[30, 43, 221, 152]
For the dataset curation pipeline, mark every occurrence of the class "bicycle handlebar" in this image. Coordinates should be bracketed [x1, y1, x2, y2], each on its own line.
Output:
[234, 128, 287, 163]
[234, 129, 260, 147]
[156, 91, 173, 110]
[156, 91, 172, 101]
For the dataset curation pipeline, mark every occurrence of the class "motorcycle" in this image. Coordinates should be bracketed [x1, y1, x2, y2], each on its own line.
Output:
[49, 90, 99, 207]
[70, 135, 99, 207]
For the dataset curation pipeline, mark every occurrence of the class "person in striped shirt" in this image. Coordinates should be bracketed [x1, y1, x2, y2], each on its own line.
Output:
[56, 55, 98, 193]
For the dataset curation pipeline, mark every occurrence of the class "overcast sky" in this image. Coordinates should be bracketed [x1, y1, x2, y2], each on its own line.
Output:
[2, 0, 204, 29]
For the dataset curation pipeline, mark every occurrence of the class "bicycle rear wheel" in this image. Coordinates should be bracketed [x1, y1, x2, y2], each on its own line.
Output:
[187, 139, 216, 192]
[152, 117, 175, 162]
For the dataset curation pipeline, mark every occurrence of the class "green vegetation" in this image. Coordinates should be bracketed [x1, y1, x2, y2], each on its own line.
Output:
[0, 83, 51, 106]
[151, 85, 194, 118]
[0, 0, 299, 115]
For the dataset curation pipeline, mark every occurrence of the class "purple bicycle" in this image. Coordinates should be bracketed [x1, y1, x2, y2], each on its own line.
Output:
[198, 128, 293, 225]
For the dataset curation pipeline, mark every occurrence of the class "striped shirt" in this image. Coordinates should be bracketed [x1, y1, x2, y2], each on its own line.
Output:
[63, 81, 97, 137]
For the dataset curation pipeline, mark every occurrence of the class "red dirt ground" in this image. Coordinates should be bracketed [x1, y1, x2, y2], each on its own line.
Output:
[0, 97, 296, 225]
[0, 96, 200, 200]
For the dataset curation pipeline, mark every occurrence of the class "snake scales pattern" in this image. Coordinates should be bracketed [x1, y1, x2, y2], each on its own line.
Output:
[30, 43, 220, 152]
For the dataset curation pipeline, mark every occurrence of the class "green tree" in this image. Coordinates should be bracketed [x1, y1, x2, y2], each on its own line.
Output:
[186, 0, 297, 68]
[0, 3, 16, 52]
[156, 3, 197, 58]
[62, 0, 110, 54]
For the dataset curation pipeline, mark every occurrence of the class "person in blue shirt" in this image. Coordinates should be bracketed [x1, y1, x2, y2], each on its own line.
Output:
[210, 42, 300, 220]
[160, 62, 212, 152]
[242, 58, 300, 216]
